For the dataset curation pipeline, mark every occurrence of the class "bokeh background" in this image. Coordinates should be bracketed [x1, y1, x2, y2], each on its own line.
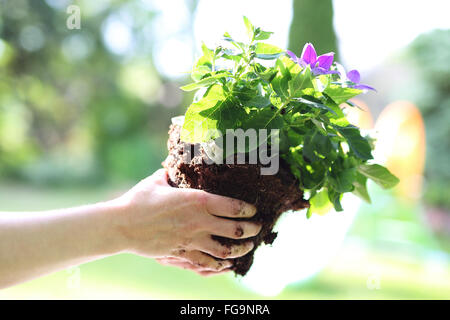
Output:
[0, 0, 449, 299]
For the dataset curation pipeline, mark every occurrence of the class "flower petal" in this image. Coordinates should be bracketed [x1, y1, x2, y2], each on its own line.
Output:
[300, 43, 317, 65]
[286, 50, 299, 62]
[347, 69, 361, 84]
[317, 52, 334, 70]
[311, 67, 339, 76]
[311, 67, 327, 75]
[353, 83, 376, 91]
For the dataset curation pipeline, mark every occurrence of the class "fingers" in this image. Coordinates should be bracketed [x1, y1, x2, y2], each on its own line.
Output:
[191, 235, 254, 259]
[156, 257, 193, 269]
[203, 193, 257, 218]
[157, 257, 232, 277]
[156, 257, 207, 270]
[173, 249, 233, 271]
[206, 216, 262, 239]
[196, 269, 232, 277]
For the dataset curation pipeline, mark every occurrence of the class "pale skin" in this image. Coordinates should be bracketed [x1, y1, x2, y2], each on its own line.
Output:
[0, 169, 261, 289]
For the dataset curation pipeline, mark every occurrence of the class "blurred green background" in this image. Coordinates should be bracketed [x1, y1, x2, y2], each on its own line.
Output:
[0, 0, 449, 299]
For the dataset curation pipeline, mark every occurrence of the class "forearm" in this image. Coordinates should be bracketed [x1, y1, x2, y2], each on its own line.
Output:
[0, 170, 260, 288]
[0, 200, 125, 289]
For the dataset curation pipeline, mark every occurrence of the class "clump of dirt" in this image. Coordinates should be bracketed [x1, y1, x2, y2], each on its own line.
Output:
[163, 125, 309, 275]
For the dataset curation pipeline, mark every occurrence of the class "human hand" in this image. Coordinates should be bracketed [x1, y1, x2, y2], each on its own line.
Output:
[113, 169, 261, 276]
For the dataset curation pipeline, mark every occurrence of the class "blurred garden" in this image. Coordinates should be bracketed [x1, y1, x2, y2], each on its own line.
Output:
[0, 0, 449, 299]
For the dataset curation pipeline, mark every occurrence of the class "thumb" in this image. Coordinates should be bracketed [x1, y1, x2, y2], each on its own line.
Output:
[150, 168, 169, 186]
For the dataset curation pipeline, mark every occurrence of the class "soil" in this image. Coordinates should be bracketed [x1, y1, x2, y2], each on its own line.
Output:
[163, 125, 309, 275]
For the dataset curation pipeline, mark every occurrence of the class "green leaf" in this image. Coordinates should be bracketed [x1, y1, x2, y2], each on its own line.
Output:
[302, 129, 332, 161]
[357, 164, 399, 189]
[232, 85, 258, 101]
[191, 65, 212, 82]
[190, 43, 214, 81]
[310, 119, 326, 134]
[313, 132, 332, 156]
[329, 115, 350, 127]
[308, 189, 333, 216]
[278, 55, 302, 74]
[181, 73, 229, 91]
[258, 69, 277, 83]
[333, 125, 373, 160]
[328, 167, 356, 193]
[324, 85, 362, 105]
[222, 51, 243, 63]
[300, 161, 327, 190]
[328, 189, 343, 211]
[201, 42, 214, 62]
[243, 16, 254, 40]
[245, 95, 271, 108]
[223, 31, 232, 40]
[302, 131, 320, 162]
[271, 73, 289, 100]
[295, 96, 337, 115]
[288, 68, 313, 97]
[322, 93, 347, 120]
[223, 32, 245, 51]
[254, 30, 273, 41]
[181, 85, 241, 142]
[232, 82, 271, 108]
[313, 75, 330, 92]
[254, 43, 283, 60]
[233, 107, 284, 153]
[242, 106, 284, 131]
[275, 58, 290, 78]
[352, 172, 371, 203]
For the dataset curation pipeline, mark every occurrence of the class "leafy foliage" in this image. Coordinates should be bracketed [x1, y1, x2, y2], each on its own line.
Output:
[180, 17, 398, 215]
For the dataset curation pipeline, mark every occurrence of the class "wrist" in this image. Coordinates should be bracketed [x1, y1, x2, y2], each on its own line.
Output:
[93, 198, 131, 256]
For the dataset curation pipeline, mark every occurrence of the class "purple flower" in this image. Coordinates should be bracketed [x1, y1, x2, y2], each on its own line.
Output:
[346, 69, 376, 91]
[286, 43, 338, 75]
[335, 63, 375, 91]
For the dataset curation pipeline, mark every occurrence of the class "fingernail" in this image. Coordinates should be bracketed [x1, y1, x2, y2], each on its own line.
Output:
[224, 260, 233, 268]
[240, 202, 257, 216]
[252, 222, 263, 232]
